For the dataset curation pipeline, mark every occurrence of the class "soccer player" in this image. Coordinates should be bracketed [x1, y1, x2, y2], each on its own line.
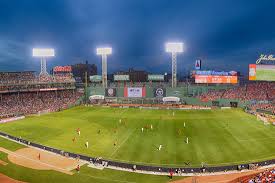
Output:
[77, 128, 80, 136]
[158, 144, 162, 151]
[169, 170, 174, 179]
[186, 137, 189, 144]
[76, 164, 80, 173]
[141, 127, 144, 132]
[85, 141, 89, 148]
[151, 124, 153, 130]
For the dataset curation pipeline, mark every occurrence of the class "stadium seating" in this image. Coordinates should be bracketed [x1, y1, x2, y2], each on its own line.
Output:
[0, 90, 81, 116]
[0, 71, 36, 84]
[247, 168, 275, 183]
[198, 82, 274, 102]
[0, 71, 75, 85]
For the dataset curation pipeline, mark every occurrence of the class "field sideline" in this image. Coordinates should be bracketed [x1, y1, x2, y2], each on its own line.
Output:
[0, 137, 178, 183]
[1, 106, 275, 167]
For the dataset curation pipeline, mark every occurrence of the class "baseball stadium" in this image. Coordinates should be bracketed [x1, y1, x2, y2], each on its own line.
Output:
[0, 50, 274, 183]
[1, 1, 275, 183]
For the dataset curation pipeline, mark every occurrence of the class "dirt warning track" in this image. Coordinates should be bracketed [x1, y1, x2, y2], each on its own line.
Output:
[0, 147, 85, 175]
[0, 173, 26, 183]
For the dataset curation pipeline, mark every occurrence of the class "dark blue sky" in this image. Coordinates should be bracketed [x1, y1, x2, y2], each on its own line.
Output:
[0, 0, 275, 75]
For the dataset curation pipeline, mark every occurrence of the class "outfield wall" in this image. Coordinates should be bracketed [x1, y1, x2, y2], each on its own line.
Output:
[88, 86, 248, 107]
[88, 85, 234, 97]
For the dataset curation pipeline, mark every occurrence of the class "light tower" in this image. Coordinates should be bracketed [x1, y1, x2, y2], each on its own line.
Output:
[165, 42, 183, 88]
[96, 47, 112, 88]
[32, 48, 55, 76]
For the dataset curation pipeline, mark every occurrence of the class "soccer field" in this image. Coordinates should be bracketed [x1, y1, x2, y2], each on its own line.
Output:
[1, 106, 275, 167]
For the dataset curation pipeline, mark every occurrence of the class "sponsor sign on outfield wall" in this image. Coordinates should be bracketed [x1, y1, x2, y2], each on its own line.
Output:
[124, 87, 146, 98]
[114, 75, 130, 81]
[195, 75, 238, 84]
[154, 88, 166, 98]
[105, 88, 117, 97]
[148, 75, 164, 81]
[90, 75, 102, 82]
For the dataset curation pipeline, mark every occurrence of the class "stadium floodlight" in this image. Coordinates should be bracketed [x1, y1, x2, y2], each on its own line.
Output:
[32, 48, 55, 76]
[165, 42, 184, 88]
[96, 47, 112, 55]
[32, 48, 55, 57]
[96, 47, 112, 88]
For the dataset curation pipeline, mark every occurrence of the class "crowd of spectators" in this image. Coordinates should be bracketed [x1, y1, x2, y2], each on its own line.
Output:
[198, 90, 224, 102]
[53, 73, 75, 83]
[0, 71, 36, 84]
[198, 82, 275, 102]
[0, 71, 75, 85]
[0, 90, 82, 116]
[248, 169, 275, 183]
[249, 103, 275, 114]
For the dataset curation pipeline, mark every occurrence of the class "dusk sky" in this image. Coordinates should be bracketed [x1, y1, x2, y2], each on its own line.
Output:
[0, 0, 275, 75]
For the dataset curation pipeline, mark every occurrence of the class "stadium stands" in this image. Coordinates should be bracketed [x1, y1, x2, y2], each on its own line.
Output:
[0, 71, 75, 85]
[0, 71, 36, 84]
[0, 90, 81, 116]
[198, 89, 224, 102]
[0, 71, 81, 117]
[54, 73, 75, 83]
[247, 168, 275, 183]
[198, 82, 274, 102]
[249, 103, 275, 114]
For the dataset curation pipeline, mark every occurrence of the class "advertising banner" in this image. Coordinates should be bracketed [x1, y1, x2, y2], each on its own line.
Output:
[90, 75, 102, 82]
[249, 64, 257, 80]
[195, 75, 238, 84]
[148, 75, 164, 81]
[194, 70, 237, 76]
[195, 60, 201, 70]
[105, 88, 117, 97]
[249, 64, 275, 81]
[154, 88, 166, 98]
[124, 87, 146, 98]
[114, 75, 129, 81]
[53, 66, 72, 72]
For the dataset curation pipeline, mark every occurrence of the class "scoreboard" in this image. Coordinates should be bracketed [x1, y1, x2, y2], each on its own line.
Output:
[195, 75, 238, 84]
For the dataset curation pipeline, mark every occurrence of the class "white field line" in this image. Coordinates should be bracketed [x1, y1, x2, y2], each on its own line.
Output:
[109, 130, 134, 158]
[237, 137, 275, 142]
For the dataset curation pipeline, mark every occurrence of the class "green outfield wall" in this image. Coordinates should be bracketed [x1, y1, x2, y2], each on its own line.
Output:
[87, 85, 249, 107]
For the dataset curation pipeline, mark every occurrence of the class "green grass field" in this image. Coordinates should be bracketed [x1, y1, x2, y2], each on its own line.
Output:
[0, 138, 178, 183]
[1, 106, 275, 167]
